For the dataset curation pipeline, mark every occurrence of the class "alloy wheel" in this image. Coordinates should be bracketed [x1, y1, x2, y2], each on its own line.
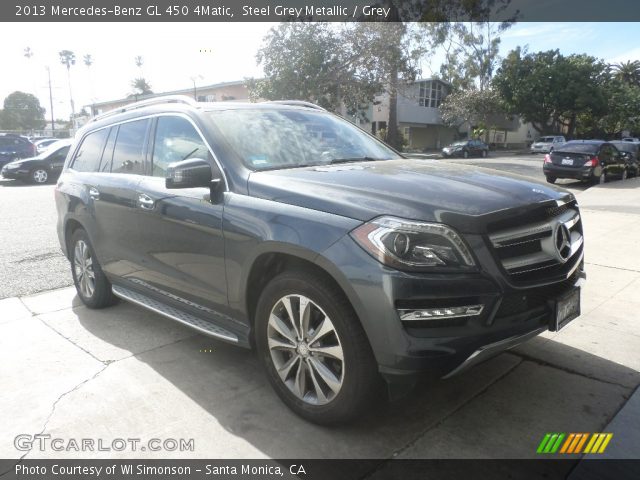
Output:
[74, 240, 95, 298]
[32, 169, 48, 183]
[267, 294, 344, 405]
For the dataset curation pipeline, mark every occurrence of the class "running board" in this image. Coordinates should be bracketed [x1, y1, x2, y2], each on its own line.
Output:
[112, 285, 238, 343]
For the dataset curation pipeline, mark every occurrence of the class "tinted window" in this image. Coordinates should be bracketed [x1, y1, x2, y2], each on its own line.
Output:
[112, 119, 149, 175]
[49, 146, 70, 162]
[152, 116, 209, 177]
[100, 127, 117, 172]
[72, 129, 109, 172]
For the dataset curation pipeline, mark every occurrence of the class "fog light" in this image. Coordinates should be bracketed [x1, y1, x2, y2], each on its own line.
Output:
[399, 305, 484, 321]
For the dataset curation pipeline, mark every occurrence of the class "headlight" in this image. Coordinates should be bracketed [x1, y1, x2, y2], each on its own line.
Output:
[350, 216, 476, 271]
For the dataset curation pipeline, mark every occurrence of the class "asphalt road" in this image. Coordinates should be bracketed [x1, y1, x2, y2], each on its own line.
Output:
[0, 154, 592, 299]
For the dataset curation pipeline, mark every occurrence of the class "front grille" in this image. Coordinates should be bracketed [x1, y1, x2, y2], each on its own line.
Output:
[488, 200, 583, 284]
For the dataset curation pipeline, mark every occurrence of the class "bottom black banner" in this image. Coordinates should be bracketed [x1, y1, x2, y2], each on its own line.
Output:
[0, 459, 638, 480]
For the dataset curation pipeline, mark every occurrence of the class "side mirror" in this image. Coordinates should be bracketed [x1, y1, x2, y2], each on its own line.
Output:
[166, 158, 213, 189]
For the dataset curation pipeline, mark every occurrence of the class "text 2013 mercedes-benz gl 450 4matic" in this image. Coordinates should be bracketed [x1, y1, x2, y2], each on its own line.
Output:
[55, 97, 585, 424]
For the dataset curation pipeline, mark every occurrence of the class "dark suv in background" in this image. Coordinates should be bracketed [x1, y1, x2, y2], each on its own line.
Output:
[55, 96, 585, 424]
[0, 134, 36, 169]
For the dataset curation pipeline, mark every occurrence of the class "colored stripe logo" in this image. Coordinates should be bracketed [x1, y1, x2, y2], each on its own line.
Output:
[537, 433, 613, 454]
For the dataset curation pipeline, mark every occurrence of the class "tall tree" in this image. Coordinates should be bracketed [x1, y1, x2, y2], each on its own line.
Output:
[23, 47, 33, 60]
[429, 21, 513, 91]
[252, 22, 420, 149]
[59, 50, 76, 121]
[0, 91, 46, 130]
[494, 48, 607, 136]
[609, 60, 640, 87]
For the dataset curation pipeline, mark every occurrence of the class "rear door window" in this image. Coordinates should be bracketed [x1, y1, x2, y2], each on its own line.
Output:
[71, 129, 109, 172]
[111, 119, 149, 175]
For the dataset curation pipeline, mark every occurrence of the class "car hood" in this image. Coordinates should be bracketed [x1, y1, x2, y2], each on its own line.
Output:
[247, 159, 571, 233]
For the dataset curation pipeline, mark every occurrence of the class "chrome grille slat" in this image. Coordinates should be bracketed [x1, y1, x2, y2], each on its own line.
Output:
[489, 205, 583, 278]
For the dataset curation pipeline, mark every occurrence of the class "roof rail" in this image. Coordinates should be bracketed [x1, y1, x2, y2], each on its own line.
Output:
[266, 100, 326, 111]
[92, 95, 198, 122]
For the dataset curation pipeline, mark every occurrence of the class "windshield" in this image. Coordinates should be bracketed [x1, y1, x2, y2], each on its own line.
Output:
[451, 141, 468, 146]
[538, 137, 555, 143]
[612, 142, 637, 153]
[207, 108, 397, 170]
[555, 142, 599, 154]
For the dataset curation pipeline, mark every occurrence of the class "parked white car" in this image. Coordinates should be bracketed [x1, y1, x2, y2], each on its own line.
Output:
[530, 136, 566, 154]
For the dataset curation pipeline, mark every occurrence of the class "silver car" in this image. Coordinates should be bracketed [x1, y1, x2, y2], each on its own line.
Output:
[531, 136, 566, 154]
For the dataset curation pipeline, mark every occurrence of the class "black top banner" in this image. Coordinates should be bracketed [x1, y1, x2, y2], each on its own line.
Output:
[4, 0, 640, 22]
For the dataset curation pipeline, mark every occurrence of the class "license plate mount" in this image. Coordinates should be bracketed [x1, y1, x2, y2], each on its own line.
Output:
[549, 287, 581, 332]
[561, 159, 574, 166]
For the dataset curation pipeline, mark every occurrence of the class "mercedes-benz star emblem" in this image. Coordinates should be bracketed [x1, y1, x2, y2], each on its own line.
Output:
[555, 223, 572, 261]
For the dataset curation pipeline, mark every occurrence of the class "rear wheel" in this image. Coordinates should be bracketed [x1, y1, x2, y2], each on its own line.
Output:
[255, 270, 380, 424]
[31, 168, 48, 184]
[545, 176, 557, 184]
[70, 229, 117, 309]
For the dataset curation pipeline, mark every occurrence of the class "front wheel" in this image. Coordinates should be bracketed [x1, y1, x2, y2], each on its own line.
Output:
[70, 229, 117, 309]
[31, 168, 49, 184]
[255, 270, 380, 424]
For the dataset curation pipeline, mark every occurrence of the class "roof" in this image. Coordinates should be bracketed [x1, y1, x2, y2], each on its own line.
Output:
[88, 80, 247, 108]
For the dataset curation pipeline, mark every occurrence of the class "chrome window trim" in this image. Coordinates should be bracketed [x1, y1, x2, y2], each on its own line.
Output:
[68, 112, 229, 191]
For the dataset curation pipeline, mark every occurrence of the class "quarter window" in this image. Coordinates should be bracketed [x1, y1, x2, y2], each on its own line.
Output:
[112, 119, 149, 175]
[151, 116, 210, 177]
[71, 129, 109, 172]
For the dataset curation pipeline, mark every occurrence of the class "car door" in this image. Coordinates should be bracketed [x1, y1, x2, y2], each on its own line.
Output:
[85, 119, 151, 280]
[133, 115, 230, 321]
[47, 145, 70, 177]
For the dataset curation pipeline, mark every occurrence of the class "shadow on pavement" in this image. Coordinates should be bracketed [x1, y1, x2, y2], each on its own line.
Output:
[68, 300, 637, 469]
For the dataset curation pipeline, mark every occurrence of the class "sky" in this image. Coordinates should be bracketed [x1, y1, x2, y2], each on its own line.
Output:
[0, 22, 639, 120]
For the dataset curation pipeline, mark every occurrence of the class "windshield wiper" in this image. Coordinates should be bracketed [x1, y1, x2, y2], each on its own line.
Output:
[328, 156, 378, 164]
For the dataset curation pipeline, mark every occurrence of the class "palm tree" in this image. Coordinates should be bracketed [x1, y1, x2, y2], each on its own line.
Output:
[59, 50, 76, 123]
[23, 47, 33, 59]
[83, 54, 95, 106]
[609, 60, 640, 86]
[134, 55, 144, 69]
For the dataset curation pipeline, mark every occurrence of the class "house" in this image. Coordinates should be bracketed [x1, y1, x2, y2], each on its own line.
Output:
[358, 78, 535, 150]
[86, 80, 250, 117]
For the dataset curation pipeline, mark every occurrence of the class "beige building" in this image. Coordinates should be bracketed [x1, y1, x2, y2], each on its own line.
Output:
[86, 80, 250, 117]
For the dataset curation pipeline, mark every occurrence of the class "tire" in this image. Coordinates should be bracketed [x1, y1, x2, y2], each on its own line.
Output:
[463, 150, 469, 159]
[31, 168, 49, 184]
[69, 229, 117, 309]
[546, 176, 557, 184]
[482, 150, 488, 158]
[621, 169, 628, 181]
[255, 270, 380, 424]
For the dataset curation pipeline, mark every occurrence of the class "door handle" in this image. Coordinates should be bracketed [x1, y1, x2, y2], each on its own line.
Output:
[88, 187, 100, 201]
[138, 193, 155, 210]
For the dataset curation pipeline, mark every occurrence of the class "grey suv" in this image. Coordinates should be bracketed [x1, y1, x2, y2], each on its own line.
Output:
[55, 96, 585, 423]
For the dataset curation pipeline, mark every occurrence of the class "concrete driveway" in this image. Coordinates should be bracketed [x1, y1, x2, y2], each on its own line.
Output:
[1, 180, 639, 471]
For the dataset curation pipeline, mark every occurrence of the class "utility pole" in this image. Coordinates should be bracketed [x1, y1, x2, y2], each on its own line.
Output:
[46, 66, 55, 134]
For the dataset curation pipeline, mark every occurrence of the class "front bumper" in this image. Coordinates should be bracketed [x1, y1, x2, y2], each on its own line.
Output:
[321, 233, 586, 383]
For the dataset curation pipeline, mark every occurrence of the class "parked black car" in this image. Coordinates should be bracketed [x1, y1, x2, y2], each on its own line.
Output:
[441, 139, 489, 158]
[55, 97, 585, 424]
[543, 140, 628, 185]
[0, 134, 36, 169]
[1, 140, 71, 184]
[611, 141, 640, 178]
